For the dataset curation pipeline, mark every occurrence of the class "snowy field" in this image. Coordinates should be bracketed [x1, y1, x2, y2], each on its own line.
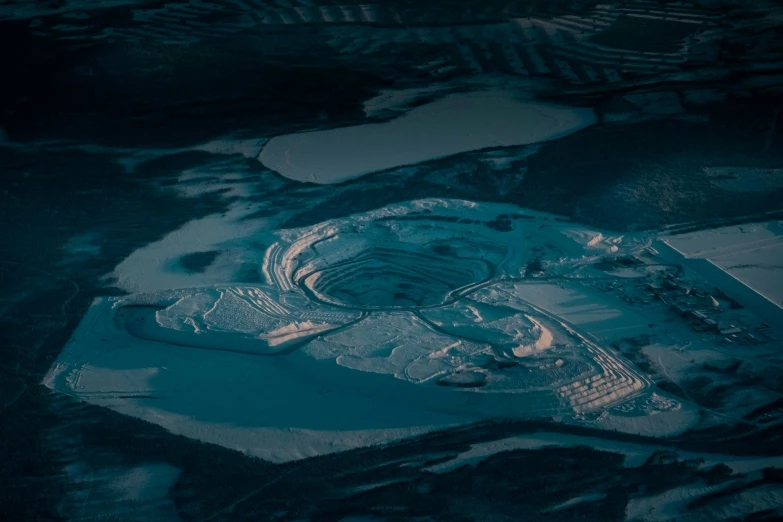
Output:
[664, 221, 783, 309]
[45, 199, 665, 461]
[259, 91, 596, 183]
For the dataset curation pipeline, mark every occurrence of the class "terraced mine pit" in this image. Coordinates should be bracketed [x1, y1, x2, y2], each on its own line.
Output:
[298, 244, 493, 309]
[45, 199, 659, 462]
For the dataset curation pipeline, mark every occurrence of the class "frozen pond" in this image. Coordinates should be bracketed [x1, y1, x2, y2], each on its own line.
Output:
[259, 91, 596, 184]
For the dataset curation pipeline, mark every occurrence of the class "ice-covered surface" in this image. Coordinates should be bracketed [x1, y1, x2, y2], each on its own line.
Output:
[664, 221, 783, 308]
[259, 92, 596, 184]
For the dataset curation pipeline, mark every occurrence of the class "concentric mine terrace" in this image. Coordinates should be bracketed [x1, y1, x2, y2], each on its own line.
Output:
[45, 199, 706, 462]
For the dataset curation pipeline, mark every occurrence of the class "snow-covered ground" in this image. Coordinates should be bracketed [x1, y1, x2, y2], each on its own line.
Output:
[664, 221, 783, 309]
[45, 191, 783, 464]
[259, 91, 596, 183]
[109, 205, 274, 293]
[45, 199, 669, 461]
[42, 194, 783, 466]
[46, 297, 469, 462]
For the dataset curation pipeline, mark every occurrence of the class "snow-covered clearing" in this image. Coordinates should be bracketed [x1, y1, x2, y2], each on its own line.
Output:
[109, 206, 275, 294]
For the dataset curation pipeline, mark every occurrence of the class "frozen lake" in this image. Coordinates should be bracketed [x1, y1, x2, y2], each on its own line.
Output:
[259, 91, 596, 184]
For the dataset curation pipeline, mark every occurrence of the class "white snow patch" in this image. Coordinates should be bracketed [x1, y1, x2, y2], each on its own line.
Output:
[108, 206, 271, 293]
